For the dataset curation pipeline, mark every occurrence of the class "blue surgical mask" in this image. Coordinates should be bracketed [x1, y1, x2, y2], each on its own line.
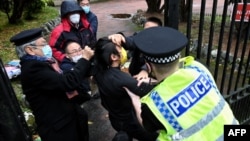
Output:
[82, 6, 90, 14]
[42, 45, 52, 58]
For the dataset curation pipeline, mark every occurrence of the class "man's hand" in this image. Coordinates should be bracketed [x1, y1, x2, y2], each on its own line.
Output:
[81, 46, 94, 60]
[108, 34, 126, 46]
[136, 77, 158, 86]
[133, 70, 149, 81]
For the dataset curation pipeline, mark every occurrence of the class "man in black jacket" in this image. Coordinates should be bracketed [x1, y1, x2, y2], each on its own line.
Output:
[10, 28, 94, 141]
[93, 37, 158, 141]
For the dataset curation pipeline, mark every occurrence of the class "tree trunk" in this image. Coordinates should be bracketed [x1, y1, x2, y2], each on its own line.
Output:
[9, 0, 26, 24]
[179, 0, 190, 22]
[145, 0, 162, 13]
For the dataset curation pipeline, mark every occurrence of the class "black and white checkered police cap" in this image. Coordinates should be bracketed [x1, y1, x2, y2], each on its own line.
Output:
[133, 27, 188, 64]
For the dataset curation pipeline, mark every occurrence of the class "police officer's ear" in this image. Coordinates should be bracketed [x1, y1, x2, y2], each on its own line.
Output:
[145, 62, 152, 74]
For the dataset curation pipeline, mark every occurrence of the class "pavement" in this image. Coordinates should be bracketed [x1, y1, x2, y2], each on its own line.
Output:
[79, 0, 226, 141]
[91, 0, 148, 39]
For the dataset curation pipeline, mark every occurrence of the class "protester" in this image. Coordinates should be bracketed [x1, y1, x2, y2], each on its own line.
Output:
[49, 0, 96, 98]
[108, 17, 162, 80]
[10, 28, 94, 141]
[124, 27, 239, 141]
[59, 40, 93, 141]
[93, 37, 158, 141]
[60, 40, 92, 100]
[78, 0, 98, 38]
[49, 0, 96, 63]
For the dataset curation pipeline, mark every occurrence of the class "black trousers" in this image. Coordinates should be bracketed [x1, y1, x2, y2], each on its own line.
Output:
[109, 112, 158, 141]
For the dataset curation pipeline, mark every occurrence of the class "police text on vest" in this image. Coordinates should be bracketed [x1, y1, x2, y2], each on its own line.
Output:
[167, 75, 211, 117]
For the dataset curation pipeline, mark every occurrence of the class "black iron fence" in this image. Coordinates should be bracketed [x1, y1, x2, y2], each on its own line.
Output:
[166, 0, 250, 124]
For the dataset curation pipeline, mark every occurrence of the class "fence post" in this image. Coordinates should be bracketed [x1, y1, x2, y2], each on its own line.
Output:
[164, 0, 180, 29]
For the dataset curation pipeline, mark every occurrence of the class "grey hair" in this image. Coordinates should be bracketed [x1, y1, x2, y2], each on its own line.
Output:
[15, 40, 36, 58]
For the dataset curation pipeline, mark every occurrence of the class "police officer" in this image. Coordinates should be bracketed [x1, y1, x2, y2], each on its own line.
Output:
[124, 27, 239, 141]
[10, 28, 94, 141]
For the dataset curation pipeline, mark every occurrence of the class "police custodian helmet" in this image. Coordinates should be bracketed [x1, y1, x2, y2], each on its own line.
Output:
[133, 27, 188, 64]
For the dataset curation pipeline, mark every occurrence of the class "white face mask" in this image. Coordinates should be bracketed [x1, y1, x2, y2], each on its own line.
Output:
[69, 13, 80, 24]
[72, 55, 82, 63]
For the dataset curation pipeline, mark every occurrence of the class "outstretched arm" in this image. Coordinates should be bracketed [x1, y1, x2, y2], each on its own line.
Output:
[124, 87, 143, 125]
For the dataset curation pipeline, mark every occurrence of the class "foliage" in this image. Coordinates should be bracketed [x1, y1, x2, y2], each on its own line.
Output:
[0, 0, 56, 23]
[0, 6, 59, 63]
[24, 0, 48, 20]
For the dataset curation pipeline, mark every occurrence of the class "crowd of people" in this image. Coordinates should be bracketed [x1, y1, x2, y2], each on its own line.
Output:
[9, 0, 239, 141]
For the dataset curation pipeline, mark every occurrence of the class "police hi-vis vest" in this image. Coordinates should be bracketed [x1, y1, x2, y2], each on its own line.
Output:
[141, 56, 238, 141]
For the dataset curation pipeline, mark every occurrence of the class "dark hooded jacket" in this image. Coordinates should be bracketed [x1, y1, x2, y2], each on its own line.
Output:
[49, 1, 96, 62]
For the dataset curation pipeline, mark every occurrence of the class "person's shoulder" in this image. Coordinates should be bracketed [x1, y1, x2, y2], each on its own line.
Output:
[89, 11, 97, 18]
[21, 60, 48, 72]
[51, 23, 64, 33]
[60, 59, 75, 70]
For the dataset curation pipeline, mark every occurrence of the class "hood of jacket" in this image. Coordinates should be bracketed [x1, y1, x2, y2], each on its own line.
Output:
[60, 0, 83, 18]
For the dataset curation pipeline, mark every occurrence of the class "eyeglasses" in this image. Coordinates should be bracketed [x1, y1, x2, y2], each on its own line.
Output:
[30, 44, 47, 49]
[80, 3, 89, 6]
[67, 48, 82, 54]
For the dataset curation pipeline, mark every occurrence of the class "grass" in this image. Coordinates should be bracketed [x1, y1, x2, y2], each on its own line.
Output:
[0, 6, 59, 63]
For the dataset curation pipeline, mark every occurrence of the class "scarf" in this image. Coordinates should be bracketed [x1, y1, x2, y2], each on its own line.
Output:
[21, 55, 78, 98]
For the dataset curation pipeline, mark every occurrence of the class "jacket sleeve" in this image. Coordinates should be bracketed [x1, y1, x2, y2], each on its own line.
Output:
[23, 58, 91, 92]
[49, 25, 66, 62]
[119, 71, 154, 97]
[116, 34, 136, 51]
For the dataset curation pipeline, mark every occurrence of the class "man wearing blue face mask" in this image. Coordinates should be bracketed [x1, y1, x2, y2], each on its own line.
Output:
[78, 0, 98, 38]
[10, 28, 94, 141]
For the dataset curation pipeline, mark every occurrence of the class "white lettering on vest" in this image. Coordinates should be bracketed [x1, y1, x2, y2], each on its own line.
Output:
[167, 75, 212, 117]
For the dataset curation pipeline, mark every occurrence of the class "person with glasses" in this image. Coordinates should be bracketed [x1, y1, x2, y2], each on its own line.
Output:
[10, 28, 94, 141]
[60, 40, 92, 102]
[60, 40, 94, 141]
[49, 0, 97, 100]
[78, 0, 98, 39]
[49, 0, 96, 63]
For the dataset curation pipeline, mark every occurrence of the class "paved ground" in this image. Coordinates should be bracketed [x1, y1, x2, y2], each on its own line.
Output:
[80, 0, 226, 141]
[91, 0, 148, 39]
